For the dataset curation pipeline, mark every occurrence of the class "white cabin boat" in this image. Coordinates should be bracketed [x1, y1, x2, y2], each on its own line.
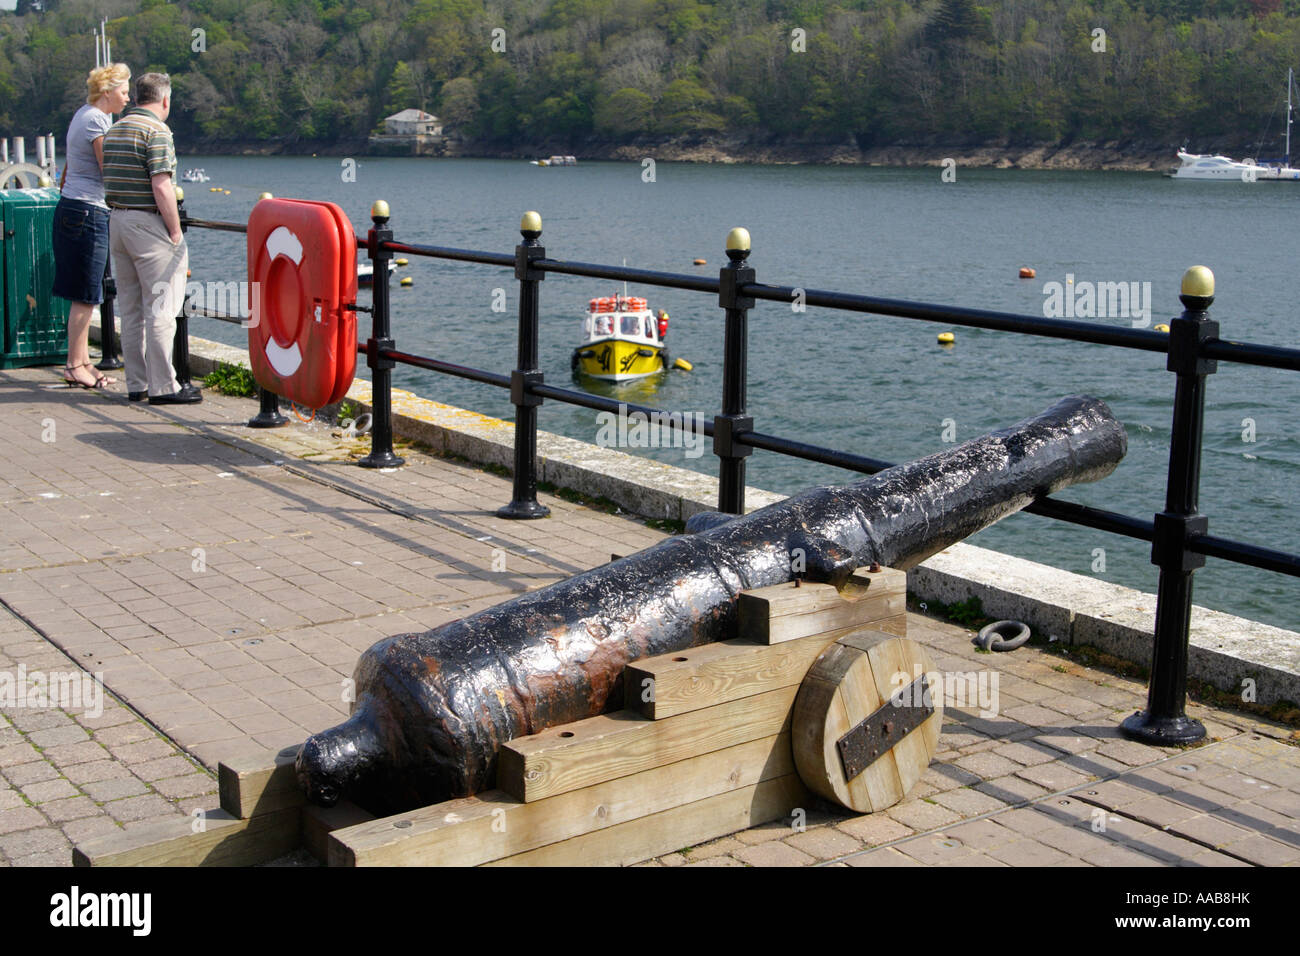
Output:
[1169, 152, 1266, 180]
[1171, 69, 1300, 182]
[572, 294, 669, 382]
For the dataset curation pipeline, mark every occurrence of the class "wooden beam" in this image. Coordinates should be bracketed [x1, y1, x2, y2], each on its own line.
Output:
[331, 733, 792, 866]
[625, 613, 905, 720]
[498, 685, 798, 803]
[737, 567, 905, 644]
[217, 743, 304, 819]
[485, 774, 810, 867]
[72, 807, 300, 867]
[302, 801, 375, 863]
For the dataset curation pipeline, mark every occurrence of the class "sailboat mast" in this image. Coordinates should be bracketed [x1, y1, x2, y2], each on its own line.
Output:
[1288, 68, 1294, 167]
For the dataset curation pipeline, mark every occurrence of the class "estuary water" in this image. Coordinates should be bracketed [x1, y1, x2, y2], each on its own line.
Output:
[175, 156, 1300, 633]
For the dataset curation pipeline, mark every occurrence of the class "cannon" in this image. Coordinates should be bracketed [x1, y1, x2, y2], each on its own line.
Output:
[297, 395, 1126, 813]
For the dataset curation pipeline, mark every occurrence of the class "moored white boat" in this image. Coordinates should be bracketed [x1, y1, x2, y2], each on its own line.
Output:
[357, 260, 396, 285]
[1255, 163, 1300, 181]
[1169, 151, 1267, 180]
[1171, 69, 1300, 182]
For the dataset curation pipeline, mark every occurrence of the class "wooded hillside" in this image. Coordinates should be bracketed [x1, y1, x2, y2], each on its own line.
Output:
[4, 0, 1300, 156]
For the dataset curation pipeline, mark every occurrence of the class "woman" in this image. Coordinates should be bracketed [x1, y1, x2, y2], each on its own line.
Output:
[51, 62, 130, 389]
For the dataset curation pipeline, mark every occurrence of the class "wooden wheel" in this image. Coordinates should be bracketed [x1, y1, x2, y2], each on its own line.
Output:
[792, 631, 942, 813]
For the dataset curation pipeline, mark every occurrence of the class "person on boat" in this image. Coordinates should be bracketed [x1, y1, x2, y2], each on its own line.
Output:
[51, 62, 132, 390]
[657, 310, 669, 339]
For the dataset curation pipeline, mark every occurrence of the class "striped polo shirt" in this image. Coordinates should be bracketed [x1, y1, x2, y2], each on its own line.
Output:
[102, 106, 176, 211]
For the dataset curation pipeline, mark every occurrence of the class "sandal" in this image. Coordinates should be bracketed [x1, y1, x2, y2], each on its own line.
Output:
[61, 363, 116, 390]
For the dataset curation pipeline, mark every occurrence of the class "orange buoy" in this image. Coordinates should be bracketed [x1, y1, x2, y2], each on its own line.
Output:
[693, 258, 707, 265]
[1019, 267, 1036, 279]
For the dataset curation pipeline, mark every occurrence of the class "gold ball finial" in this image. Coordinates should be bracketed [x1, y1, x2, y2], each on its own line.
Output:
[258, 192, 273, 201]
[371, 199, 390, 220]
[173, 185, 185, 202]
[1181, 265, 1214, 298]
[726, 227, 751, 254]
[37, 175, 52, 187]
[520, 210, 542, 237]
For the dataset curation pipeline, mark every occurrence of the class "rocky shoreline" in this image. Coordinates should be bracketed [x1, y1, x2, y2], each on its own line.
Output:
[599, 138, 1177, 171]
[192, 136, 1178, 172]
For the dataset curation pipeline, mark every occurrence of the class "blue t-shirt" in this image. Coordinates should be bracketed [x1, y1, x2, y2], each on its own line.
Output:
[62, 103, 113, 207]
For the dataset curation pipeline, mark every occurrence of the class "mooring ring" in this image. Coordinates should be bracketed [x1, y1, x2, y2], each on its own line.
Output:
[974, 619, 1031, 652]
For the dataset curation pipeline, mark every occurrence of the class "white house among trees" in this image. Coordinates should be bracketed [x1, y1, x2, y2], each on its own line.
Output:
[383, 109, 442, 136]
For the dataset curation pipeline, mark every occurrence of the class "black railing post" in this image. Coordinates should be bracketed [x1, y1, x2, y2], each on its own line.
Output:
[359, 199, 405, 469]
[95, 257, 122, 371]
[171, 187, 191, 387]
[248, 387, 288, 428]
[714, 227, 755, 514]
[1121, 266, 1217, 746]
[497, 211, 550, 519]
[172, 319, 191, 385]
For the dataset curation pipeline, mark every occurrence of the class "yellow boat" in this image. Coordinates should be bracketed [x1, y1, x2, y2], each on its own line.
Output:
[572, 293, 671, 382]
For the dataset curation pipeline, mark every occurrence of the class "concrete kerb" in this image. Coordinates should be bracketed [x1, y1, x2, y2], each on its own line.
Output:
[914, 544, 1300, 709]
[95, 321, 1300, 709]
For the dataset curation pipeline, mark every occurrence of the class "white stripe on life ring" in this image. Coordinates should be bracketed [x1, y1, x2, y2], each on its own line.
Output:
[265, 339, 302, 376]
[266, 226, 303, 264]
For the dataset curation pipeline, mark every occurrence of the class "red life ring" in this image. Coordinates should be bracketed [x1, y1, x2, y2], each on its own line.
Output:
[246, 198, 358, 409]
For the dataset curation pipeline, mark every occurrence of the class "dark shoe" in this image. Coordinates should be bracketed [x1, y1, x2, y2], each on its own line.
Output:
[148, 384, 203, 405]
[128, 390, 147, 402]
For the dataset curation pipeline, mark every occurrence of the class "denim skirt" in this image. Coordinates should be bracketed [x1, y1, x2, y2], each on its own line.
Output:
[51, 197, 110, 306]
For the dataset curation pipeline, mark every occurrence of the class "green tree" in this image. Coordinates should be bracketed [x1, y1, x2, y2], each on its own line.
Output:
[594, 86, 653, 135]
[439, 76, 479, 130]
[385, 60, 431, 114]
[656, 76, 724, 133]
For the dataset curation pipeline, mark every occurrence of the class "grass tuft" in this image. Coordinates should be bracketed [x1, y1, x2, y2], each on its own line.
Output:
[202, 362, 258, 397]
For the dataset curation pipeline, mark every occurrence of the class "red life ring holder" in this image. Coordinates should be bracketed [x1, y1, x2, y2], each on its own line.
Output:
[247, 199, 358, 409]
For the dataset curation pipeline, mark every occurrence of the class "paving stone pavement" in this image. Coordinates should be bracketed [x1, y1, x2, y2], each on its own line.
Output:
[1, 365, 1297, 867]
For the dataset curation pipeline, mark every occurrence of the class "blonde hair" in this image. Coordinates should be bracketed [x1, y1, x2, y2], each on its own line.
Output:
[86, 63, 131, 106]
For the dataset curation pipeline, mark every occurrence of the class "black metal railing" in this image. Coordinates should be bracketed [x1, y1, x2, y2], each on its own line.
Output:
[142, 199, 1300, 750]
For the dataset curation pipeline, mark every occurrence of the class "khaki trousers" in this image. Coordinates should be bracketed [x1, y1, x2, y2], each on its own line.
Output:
[109, 209, 188, 397]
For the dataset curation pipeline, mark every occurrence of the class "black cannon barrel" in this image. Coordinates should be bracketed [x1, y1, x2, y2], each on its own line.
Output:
[298, 395, 1127, 812]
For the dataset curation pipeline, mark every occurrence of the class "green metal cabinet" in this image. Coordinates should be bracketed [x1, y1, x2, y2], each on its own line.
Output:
[0, 186, 69, 368]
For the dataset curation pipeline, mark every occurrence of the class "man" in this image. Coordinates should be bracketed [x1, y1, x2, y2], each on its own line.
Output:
[102, 72, 200, 404]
